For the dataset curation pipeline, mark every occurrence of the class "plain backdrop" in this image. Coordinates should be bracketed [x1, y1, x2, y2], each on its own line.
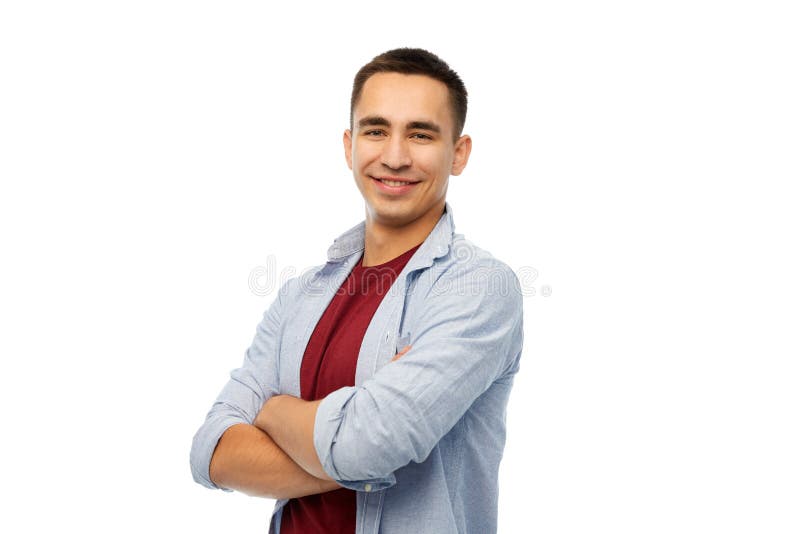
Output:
[1, 1, 798, 532]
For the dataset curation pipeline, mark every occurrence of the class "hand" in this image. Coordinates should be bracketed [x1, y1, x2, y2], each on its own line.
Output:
[391, 345, 412, 362]
[253, 395, 274, 431]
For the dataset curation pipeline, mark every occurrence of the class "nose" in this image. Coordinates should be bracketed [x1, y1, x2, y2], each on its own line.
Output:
[380, 135, 412, 170]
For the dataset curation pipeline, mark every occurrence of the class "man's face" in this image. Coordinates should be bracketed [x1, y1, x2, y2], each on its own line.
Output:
[344, 72, 471, 229]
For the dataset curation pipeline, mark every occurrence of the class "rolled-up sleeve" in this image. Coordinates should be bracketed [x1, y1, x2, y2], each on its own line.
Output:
[313, 259, 524, 484]
[189, 278, 293, 490]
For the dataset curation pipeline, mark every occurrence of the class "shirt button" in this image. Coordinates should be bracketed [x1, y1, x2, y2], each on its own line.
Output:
[364, 484, 372, 492]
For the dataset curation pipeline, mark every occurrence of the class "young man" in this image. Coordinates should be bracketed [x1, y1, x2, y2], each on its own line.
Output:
[190, 48, 525, 534]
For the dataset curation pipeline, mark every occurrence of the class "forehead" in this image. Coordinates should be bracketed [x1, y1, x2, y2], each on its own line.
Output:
[355, 72, 453, 131]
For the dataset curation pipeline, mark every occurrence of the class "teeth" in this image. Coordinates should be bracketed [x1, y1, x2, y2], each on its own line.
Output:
[380, 179, 413, 187]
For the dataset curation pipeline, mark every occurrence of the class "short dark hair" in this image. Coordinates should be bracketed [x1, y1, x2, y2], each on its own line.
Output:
[350, 48, 468, 143]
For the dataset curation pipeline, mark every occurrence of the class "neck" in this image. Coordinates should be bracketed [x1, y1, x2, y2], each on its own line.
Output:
[361, 202, 445, 267]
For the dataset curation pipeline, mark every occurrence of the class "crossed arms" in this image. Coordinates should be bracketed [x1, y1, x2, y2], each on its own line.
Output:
[190, 259, 523, 499]
[208, 415, 336, 499]
[207, 344, 412, 498]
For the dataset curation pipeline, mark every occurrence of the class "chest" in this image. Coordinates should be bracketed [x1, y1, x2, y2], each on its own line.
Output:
[276, 261, 424, 397]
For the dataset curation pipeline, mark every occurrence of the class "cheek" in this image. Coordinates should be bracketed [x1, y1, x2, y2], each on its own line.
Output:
[352, 143, 381, 169]
[417, 150, 452, 177]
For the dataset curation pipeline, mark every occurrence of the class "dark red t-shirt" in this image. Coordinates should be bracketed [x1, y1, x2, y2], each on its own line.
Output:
[280, 243, 421, 534]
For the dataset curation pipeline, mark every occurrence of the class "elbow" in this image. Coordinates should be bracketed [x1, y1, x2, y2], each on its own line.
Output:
[190, 414, 242, 492]
[189, 425, 218, 490]
[207, 445, 227, 490]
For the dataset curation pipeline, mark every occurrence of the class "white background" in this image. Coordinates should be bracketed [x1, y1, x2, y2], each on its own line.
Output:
[1, 1, 798, 532]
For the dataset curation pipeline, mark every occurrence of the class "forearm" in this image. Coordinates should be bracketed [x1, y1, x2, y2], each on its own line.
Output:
[256, 395, 332, 481]
[209, 423, 341, 499]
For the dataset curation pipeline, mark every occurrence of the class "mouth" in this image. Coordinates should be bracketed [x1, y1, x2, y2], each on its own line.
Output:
[370, 176, 421, 195]
[371, 176, 421, 186]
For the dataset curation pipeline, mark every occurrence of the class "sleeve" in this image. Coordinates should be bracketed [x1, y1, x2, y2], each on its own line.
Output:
[313, 259, 525, 485]
[189, 277, 294, 491]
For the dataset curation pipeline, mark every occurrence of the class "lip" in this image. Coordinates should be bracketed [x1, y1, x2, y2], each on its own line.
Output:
[370, 176, 420, 195]
[373, 175, 420, 183]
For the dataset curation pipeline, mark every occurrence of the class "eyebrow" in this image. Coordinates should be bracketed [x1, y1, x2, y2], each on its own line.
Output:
[358, 115, 441, 134]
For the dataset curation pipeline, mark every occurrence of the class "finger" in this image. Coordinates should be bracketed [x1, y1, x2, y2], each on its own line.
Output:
[391, 345, 412, 362]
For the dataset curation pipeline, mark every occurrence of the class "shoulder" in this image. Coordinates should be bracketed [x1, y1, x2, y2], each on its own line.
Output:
[415, 234, 522, 317]
[276, 260, 331, 303]
[434, 234, 520, 294]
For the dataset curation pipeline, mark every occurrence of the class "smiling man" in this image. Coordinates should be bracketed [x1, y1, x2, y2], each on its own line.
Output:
[190, 48, 525, 534]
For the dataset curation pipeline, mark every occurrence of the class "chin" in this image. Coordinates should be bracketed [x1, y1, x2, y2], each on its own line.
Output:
[369, 204, 415, 223]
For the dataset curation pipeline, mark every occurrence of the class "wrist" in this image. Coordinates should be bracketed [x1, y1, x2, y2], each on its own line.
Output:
[254, 394, 281, 431]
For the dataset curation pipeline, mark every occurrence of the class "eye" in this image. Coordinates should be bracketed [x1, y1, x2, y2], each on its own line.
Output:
[364, 129, 386, 137]
[411, 133, 433, 140]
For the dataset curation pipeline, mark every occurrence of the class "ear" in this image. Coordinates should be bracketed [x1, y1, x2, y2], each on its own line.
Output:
[343, 129, 353, 170]
[450, 134, 472, 176]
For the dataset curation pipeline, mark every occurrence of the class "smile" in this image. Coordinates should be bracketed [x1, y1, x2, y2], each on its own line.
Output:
[379, 179, 413, 187]
[370, 176, 420, 195]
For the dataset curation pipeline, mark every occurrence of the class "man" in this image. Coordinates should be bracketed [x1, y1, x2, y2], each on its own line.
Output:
[190, 47, 525, 534]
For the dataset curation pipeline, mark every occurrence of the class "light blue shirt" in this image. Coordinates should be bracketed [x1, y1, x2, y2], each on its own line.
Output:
[190, 202, 525, 533]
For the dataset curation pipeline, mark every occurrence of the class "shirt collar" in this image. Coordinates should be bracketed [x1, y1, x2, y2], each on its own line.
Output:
[325, 202, 456, 271]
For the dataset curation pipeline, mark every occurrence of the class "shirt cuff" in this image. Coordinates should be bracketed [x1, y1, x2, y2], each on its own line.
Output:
[190, 414, 241, 492]
[313, 386, 396, 492]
